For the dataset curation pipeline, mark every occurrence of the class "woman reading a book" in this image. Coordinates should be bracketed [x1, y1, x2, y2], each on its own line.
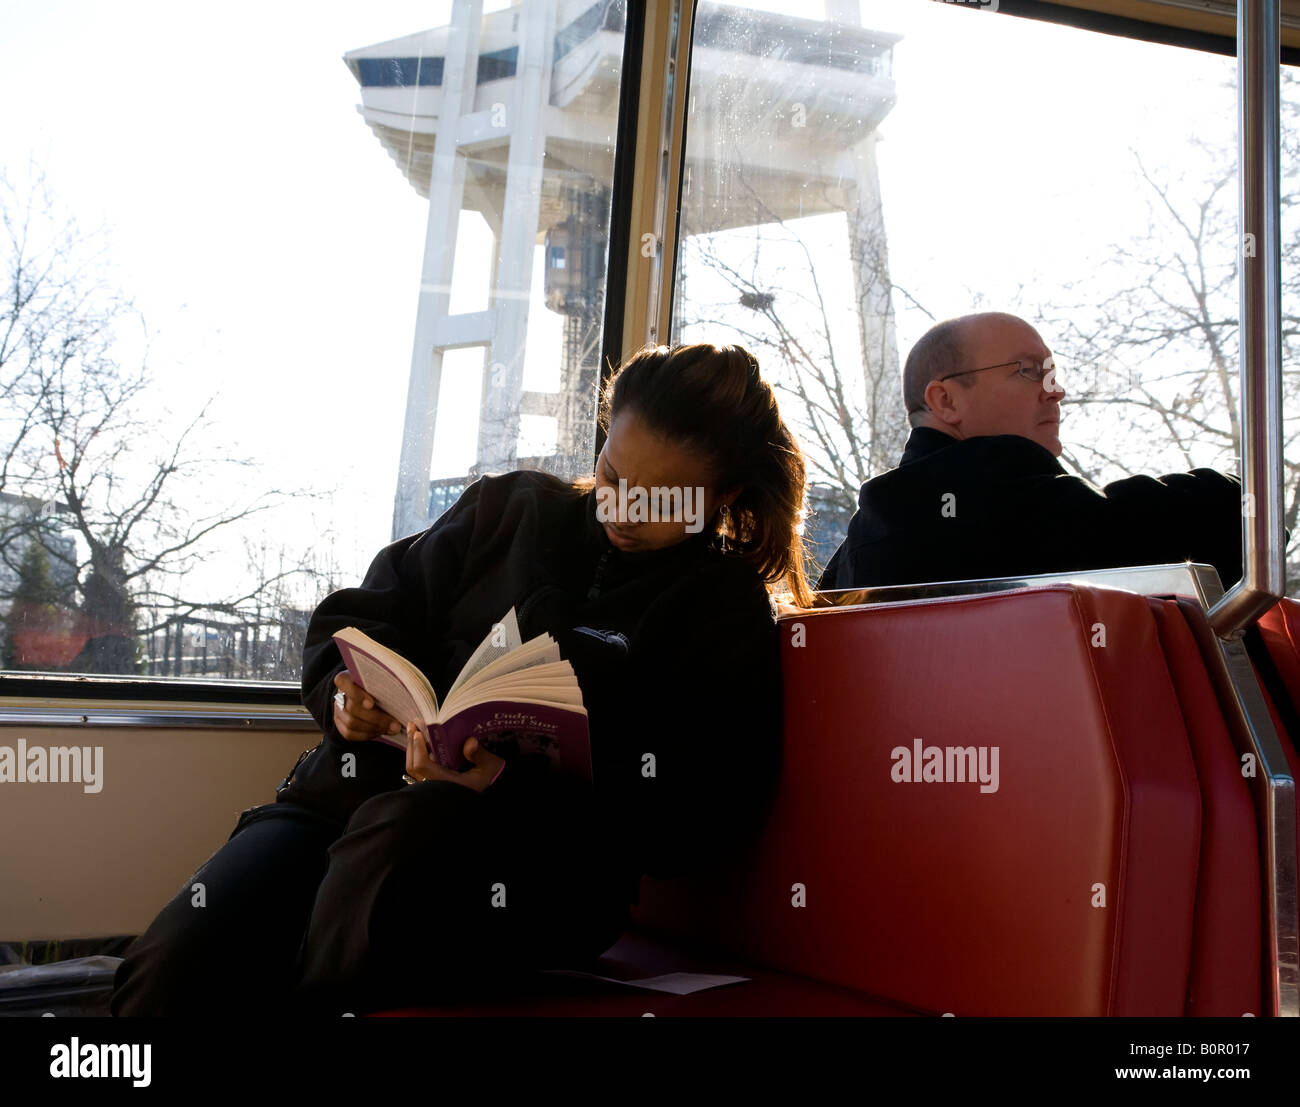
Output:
[112, 343, 814, 1016]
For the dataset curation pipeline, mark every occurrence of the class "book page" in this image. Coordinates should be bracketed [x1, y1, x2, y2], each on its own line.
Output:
[332, 626, 439, 712]
[477, 660, 577, 689]
[449, 682, 586, 712]
[445, 607, 522, 703]
[341, 651, 431, 730]
[446, 655, 575, 715]
[451, 635, 560, 699]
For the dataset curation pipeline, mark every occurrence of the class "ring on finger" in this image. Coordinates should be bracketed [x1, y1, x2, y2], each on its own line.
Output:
[402, 773, 418, 785]
[334, 690, 346, 711]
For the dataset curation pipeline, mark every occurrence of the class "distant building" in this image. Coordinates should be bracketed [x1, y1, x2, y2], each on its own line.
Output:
[0, 491, 77, 607]
[804, 483, 856, 576]
[0, 492, 80, 671]
[273, 605, 314, 682]
[427, 473, 473, 527]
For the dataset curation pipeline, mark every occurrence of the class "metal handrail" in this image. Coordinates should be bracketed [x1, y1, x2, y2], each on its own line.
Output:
[1207, 0, 1287, 637]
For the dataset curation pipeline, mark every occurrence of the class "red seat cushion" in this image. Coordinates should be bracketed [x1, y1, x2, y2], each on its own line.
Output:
[1251, 600, 1300, 799]
[632, 585, 1202, 1015]
[1146, 599, 1261, 1015]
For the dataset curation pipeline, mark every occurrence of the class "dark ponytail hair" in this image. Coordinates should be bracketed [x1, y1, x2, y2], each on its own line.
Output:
[597, 343, 814, 608]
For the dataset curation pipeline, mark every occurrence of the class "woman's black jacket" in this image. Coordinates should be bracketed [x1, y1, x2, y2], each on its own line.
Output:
[276, 469, 783, 905]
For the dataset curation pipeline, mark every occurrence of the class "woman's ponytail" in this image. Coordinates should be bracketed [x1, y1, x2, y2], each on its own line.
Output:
[602, 343, 814, 607]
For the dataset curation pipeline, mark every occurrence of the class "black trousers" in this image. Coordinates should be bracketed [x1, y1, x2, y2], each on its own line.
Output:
[110, 777, 632, 1016]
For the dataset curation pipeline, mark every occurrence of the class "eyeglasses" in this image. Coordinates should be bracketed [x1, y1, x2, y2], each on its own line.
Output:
[938, 356, 1059, 385]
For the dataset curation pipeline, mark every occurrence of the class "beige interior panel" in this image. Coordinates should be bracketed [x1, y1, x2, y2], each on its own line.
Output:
[0, 723, 318, 941]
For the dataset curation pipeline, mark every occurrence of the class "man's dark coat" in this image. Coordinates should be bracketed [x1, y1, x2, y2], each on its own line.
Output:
[817, 427, 1244, 591]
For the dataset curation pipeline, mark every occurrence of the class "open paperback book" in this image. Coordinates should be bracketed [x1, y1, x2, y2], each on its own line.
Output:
[332, 607, 592, 782]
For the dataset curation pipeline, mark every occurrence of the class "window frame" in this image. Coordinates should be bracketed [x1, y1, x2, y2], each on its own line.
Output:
[0, 0, 1290, 713]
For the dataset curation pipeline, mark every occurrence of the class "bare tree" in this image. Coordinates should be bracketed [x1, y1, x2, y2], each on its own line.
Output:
[1040, 70, 1300, 589]
[679, 70, 1300, 592]
[0, 168, 330, 673]
[676, 179, 925, 572]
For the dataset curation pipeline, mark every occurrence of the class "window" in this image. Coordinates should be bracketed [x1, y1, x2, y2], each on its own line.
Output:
[672, 0, 1300, 583]
[0, 0, 628, 683]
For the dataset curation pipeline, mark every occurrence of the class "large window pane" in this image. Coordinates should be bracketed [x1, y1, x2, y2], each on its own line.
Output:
[0, 0, 626, 682]
[673, 0, 1300, 586]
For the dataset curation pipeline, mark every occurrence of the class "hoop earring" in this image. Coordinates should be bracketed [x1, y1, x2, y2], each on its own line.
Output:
[719, 503, 731, 553]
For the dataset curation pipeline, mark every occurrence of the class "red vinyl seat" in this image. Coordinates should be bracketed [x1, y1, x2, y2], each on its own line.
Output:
[1251, 600, 1300, 792]
[1145, 599, 1261, 1015]
[630, 585, 1202, 1016]
[1245, 598, 1300, 941]
[375, 584, 1256, 1016]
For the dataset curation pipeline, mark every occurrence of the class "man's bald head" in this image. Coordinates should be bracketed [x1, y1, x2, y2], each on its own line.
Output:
[901, 312, 1064, 456]
[903, 313, 1030, 423]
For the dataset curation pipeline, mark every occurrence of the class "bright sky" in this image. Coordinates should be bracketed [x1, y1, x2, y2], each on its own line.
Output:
[683, 0, 1246, 454]
[0, 0, 1276, 625]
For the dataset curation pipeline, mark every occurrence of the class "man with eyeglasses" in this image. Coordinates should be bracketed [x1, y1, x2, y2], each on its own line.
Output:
[817, 312, 1243, 590]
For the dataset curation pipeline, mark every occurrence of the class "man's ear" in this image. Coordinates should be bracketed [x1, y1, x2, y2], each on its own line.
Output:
[922, 379, 963, 428]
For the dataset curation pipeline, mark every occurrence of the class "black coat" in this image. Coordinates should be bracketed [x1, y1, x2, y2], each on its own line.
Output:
[277, 469, 782, 898]
[817, 427, 1244, 591]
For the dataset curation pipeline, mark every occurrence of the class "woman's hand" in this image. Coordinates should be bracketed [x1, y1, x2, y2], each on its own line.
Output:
[332, 672, 403, 742]
[404, 722, 506, 792]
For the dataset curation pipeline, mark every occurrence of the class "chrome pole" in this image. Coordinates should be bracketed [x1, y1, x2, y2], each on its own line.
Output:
[1208, 0, 1286, 636]
[1211, 0, 1298, 1019]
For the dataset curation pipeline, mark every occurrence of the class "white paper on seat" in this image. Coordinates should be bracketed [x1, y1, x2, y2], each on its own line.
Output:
[538, 968, 749, 994]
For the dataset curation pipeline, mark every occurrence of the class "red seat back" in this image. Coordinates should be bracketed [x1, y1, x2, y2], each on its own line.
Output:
[1146, 598, 1261, 1015]
[1246, 598, 1300, 955]
[1252, 601, 1300, 796]
[632, 585, 1203, 1015]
